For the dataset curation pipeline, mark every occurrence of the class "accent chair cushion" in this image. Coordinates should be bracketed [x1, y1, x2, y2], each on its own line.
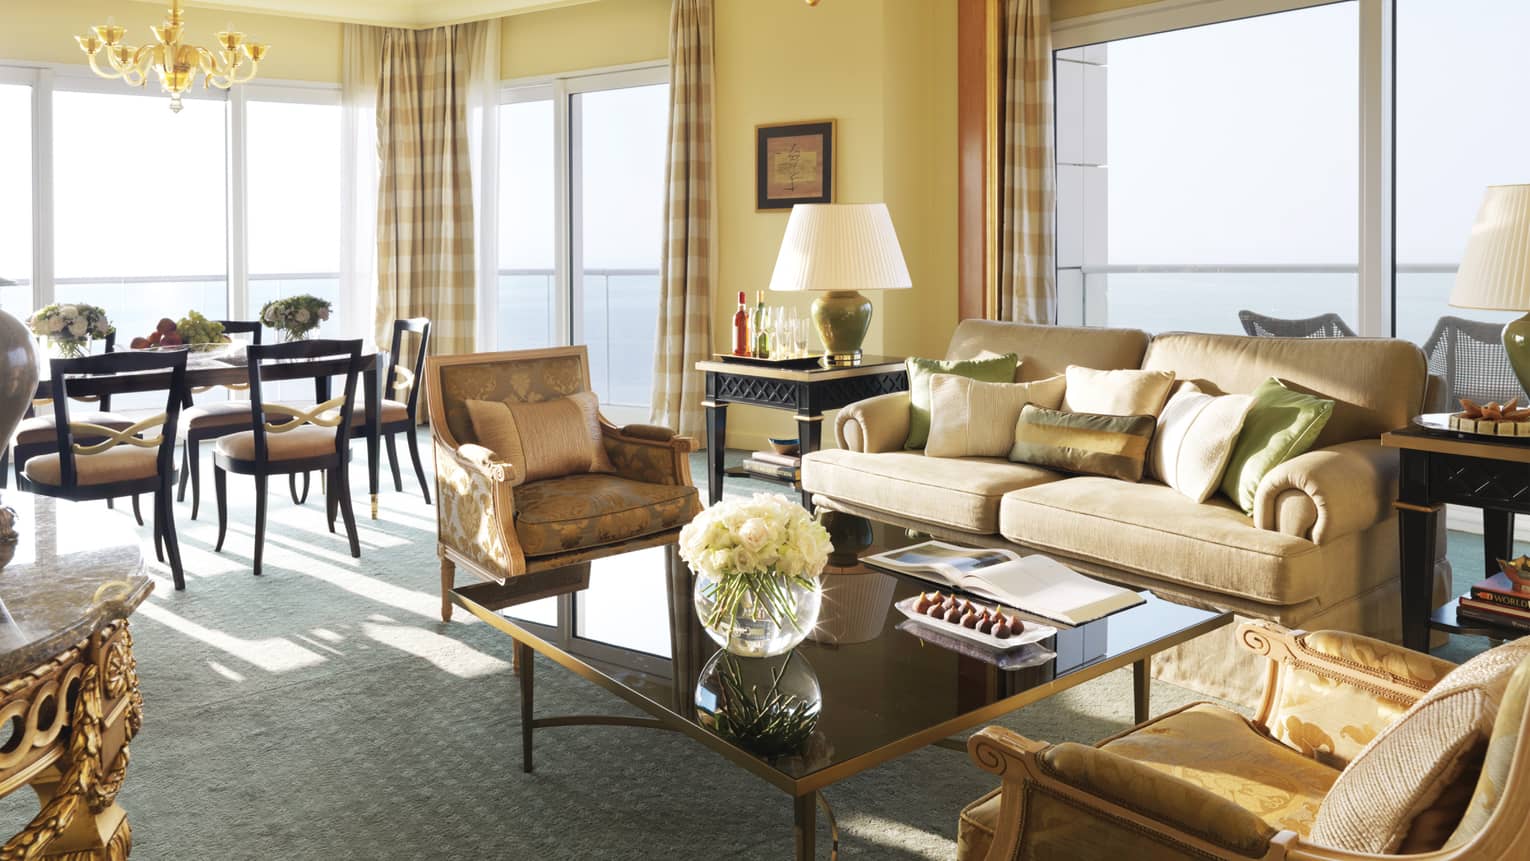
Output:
[1221, 378, 1334, 514]
[1060, 366, 1174, 416]
[15, 412, 135, 445]
[1099, 702, 1340, 837]
[800, 449, 1063, 534]
[1444, 654, 1530, 850]
[1310, 637, 1530, 854]
[465, 391, 614, 483]
[903, 353, 1019, 450]
[1149, 382, 1256, 503]
[514, 473, 700, 557]
[24, 448, 160, 487]
[347, 399, 411, 425]
[182, 401, 259, 431]
[925, 373, 1066, 459]
[217, 425, 342, 462]
[1009, 405, 1156, 482]
[956, 787, 1001, 861]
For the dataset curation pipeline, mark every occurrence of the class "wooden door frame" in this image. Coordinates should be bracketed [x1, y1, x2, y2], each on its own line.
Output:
[958, 0, 1002, 322]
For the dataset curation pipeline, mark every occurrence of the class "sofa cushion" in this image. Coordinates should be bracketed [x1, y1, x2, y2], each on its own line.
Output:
[1141, 332, 1426, 450]
[1221, 378, 1334, 514]
[1010, 405, 1156, 482]
[1060, 366, 1174, 416]
[1099, 702, 1340, 837]
[515, 473, 700, 557]
[998, 476, 1326, 605]
[466, 391, 614, 482]
[801, 449, 1063, 534]
[1149, 382, 1255, 503]
[904, 353, 1019, 450]
[926, 374, 1065, 458]
[943, 319, 1151, 382]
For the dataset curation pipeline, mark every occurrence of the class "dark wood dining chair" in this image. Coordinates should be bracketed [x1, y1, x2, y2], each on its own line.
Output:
[4, 330, 124, 490]
[358, 317, 431, 502]
[177, 320, 264, 519]
[22, 349, 188, 589]
[212, 338, 364, 576]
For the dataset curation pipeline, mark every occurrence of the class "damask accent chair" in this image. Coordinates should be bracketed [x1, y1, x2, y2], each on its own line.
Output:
[958, 622, 1530, 860]
[424, 346, 701, 622]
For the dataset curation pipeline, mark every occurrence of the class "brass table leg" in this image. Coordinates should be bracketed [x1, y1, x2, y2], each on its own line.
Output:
[1133, 658, 1150, 724]
[371, 493, 379, 520]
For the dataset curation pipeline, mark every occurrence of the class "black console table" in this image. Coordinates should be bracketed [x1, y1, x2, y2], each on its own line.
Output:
[696, 355, 908, 507]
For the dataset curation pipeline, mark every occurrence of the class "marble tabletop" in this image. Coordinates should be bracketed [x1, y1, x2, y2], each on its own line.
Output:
[0, 491, 149, 679]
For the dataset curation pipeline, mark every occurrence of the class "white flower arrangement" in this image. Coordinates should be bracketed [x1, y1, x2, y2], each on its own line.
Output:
[27, 303, 113, 357]
[679, 493, 832, 633]
[259, 294, 332, 340]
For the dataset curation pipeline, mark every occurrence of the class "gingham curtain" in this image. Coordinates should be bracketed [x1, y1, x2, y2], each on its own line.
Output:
[374, 22, 490, 357]
[649, 0, 716, 443]
[999, 0, 1057, 324]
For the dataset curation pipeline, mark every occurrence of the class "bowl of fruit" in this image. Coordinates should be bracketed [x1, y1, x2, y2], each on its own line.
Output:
[129, 311, 233, 357]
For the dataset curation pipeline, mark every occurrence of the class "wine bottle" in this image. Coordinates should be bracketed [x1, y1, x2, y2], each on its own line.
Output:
[733, 291, 750, 355]
[752, 291, 770, 359]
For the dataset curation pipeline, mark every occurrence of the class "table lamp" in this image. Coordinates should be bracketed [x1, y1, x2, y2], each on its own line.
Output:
[1451, 184, 1530, 394]
[766, 203, 912, 367]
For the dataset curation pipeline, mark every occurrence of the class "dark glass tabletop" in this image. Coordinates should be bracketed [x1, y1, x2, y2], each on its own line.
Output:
[453, 513, 1231, 795]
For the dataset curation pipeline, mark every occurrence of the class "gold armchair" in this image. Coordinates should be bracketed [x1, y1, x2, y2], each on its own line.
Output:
[424, 347, 701, 621]
[959, 622, 1530, 860]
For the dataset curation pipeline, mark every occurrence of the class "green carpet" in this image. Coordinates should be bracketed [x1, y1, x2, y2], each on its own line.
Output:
[0, 441, 1498, 858]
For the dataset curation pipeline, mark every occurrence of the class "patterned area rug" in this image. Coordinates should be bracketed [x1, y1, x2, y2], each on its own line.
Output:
[0, 440, 1497, 858]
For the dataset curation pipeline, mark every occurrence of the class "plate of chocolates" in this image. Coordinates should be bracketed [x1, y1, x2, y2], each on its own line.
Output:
[894, 591, 1057, 651]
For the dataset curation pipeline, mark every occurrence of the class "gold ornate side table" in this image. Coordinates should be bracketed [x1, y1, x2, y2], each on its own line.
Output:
[0, 492, 150, 860]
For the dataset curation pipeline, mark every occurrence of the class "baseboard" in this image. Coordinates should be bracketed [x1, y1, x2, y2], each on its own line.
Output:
[1446, 504, 1530, 543]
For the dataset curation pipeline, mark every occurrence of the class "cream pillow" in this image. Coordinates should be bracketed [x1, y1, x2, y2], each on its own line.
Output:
[1061, 366, 1175, 417]
[464, 391, 614, 482]
[925, 374, 1066, 458]
[1148, 382, 1256, 502]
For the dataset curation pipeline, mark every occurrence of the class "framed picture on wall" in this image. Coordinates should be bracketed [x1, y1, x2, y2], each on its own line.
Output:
[756, 120, 835, 210]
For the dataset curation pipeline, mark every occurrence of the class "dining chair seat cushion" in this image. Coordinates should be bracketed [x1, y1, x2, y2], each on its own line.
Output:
[23, 448, 160, 487]
[514, 473, 701, 557]
[347, 399, 411, 425]
[217, 426, 343, 462]
[183, 401, 260, 431]
[14, 412, 135, 445]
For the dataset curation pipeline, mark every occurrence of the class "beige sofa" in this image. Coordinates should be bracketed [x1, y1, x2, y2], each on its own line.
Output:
[802, 320, 1451, 702]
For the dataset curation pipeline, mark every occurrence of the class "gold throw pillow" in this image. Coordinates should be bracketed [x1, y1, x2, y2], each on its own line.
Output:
[1061, 366, 1176, 417]
[925, 374, 1067, 458]
[1009, 405, 1156, 482]
[464, 391, 614, 482]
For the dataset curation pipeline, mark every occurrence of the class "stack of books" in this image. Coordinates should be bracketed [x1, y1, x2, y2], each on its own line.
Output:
[1457, 572, 1530, 632]
[740, 450, 801, 482]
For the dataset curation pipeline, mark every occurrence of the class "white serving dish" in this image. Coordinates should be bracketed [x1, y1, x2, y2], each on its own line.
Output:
[894, 595, 1057, 651]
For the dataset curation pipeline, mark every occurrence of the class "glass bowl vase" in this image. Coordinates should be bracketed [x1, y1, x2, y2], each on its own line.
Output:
[693, 569, 822, 658]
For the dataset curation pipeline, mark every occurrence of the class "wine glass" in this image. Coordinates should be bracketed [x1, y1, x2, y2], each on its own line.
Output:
[796, 318, 811, 357]
[772, 306, 787, 356]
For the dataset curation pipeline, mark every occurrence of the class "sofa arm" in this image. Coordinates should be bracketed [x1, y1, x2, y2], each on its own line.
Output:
[1239, 621, 1453, 768]
[965, 727, 1281, 860]
[434, 438, 525, 580]
[834, 392, 911, 453]
[1252, 438, 1397, 543]
[601, 422, 698, 486]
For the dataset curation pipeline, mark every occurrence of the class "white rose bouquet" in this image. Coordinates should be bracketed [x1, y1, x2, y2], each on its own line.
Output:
[259, 294, 332, 341]
[679, 493, 833, 637]
[27, 303, 113, 358]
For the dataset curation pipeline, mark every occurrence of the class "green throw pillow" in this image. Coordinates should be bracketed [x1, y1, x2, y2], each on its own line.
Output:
[1009, 405, 1157, 482]
[1220, 378, 1335, 514]
[905, 353, 1019, 449]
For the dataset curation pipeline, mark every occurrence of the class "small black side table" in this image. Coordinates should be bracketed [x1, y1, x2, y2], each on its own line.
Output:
[1382, 422, 1530, 651]
[697, 355, 908, 507]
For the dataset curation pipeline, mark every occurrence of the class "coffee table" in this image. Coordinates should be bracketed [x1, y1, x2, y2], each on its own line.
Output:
[451, 516, 1231, 859]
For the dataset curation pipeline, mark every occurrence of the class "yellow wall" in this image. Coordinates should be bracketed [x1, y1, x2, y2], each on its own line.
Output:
[500, 0, 668, 79]
[714, 0, 958, 449]
[0, 0, 345, 83]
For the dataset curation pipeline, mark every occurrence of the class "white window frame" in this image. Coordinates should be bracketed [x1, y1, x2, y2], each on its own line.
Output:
[496, 61, 667, 422]
[1051, 0, 1395, 336]
[0, 59, 341, 330]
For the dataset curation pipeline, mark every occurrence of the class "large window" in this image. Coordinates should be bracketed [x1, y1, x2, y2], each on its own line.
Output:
[496, 69, 667, 419]
[1057, 2, 1359, 335]
[0, 81, 30, 314]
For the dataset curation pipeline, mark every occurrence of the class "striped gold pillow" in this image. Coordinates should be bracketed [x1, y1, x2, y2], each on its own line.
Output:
[1009, 405, 1156, 482]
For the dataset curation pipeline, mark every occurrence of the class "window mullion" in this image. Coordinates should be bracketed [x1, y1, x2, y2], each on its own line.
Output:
[228, 86, 250, 328]
[1357, 0, 1394, 337]
[556, 78, 576, 348]
[32, 67, 53, 311]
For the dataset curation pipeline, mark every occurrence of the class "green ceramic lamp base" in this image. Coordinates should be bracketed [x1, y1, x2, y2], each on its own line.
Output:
[811, 290, 873, 368]
[1505, 313, 1530, 398]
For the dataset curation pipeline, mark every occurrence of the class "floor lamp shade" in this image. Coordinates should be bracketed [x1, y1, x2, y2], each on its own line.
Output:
[1450, 185, 1530, 395]
[767, 203, 912, 367]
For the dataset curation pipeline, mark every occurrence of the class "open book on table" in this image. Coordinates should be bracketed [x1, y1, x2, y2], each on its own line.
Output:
[864, 540, 1144, 625]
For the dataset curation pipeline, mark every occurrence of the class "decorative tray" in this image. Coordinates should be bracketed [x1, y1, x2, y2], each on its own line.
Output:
[1411, 412, 1530, 443]
[894, 620, 1057, 669]
[713, 352, 824, 369]
[893, 594, 1056, 652]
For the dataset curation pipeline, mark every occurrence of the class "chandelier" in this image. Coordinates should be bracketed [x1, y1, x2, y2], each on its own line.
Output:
[74, 1, 269, 113]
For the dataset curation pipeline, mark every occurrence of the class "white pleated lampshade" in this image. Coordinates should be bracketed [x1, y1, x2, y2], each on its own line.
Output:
[767, 203, 913, 293]
[1451, 185, 1530, 311]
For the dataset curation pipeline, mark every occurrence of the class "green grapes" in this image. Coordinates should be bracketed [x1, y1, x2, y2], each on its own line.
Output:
[176, 310, 228, 345]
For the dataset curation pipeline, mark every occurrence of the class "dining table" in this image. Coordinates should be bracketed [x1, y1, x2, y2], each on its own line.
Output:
[31, 347, 391, 519]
